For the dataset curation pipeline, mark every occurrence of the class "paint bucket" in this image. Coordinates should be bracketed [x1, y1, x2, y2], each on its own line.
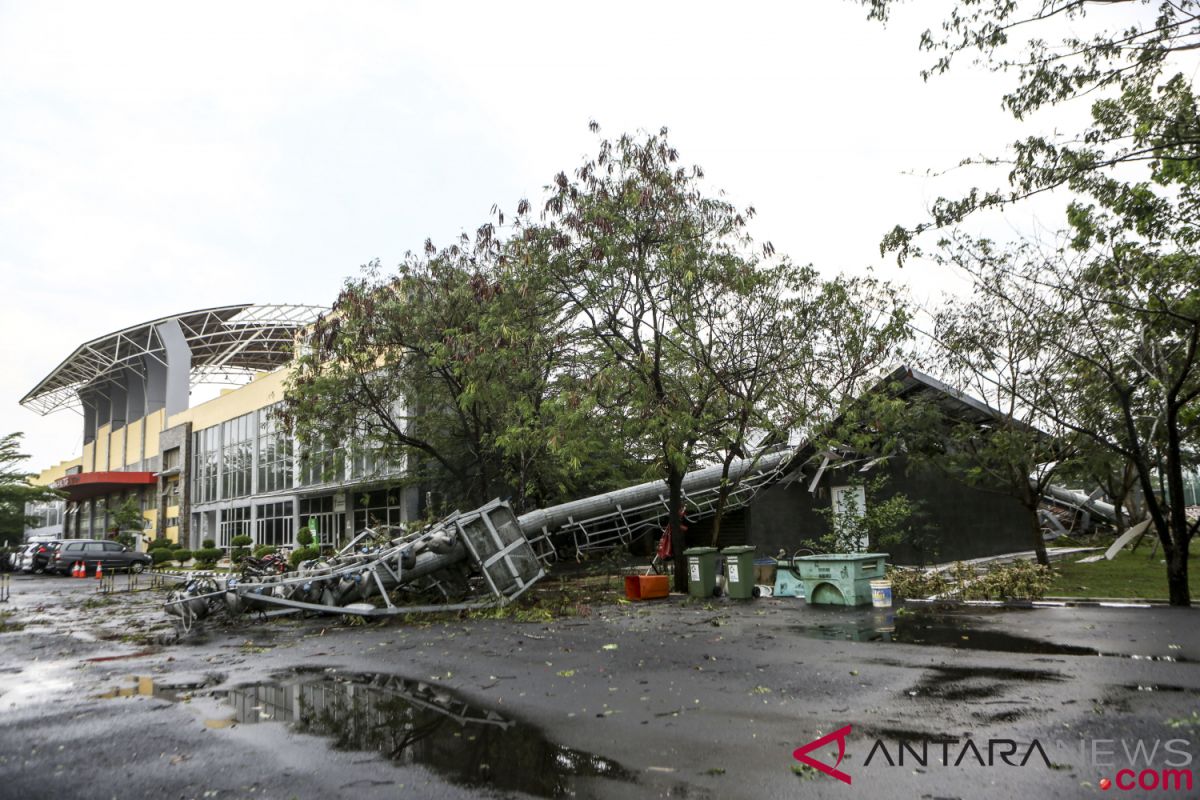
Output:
[870, 579, 893, 608]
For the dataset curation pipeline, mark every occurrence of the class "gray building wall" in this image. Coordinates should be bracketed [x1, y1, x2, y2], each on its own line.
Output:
[696, 458, 1032, 566]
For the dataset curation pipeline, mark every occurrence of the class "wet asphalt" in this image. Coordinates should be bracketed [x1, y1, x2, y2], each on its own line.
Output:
[2, 573, 1200, 799]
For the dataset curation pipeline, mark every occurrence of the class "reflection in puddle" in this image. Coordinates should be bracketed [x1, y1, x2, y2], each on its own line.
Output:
[796, 612, 1102, 656]
[95, 674, 217, 702]
[220, 670, 635, 798]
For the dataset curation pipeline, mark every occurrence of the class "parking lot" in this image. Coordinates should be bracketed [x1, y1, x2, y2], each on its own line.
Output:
[3, 569, 1200, 798]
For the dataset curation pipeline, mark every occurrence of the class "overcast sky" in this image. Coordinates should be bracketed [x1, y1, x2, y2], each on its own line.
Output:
[1, 1, 1088, 471]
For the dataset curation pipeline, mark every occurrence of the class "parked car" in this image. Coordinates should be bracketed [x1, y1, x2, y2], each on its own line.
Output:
[51, 540, 152, 575]
[21, 541, 61, 574]
[9, 544, 33, 573]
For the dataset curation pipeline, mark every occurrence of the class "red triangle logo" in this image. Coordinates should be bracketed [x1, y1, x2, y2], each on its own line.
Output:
[793, 724, 853, 785]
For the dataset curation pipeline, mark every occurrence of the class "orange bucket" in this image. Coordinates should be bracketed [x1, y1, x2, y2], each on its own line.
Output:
[624, 574, 670, 601]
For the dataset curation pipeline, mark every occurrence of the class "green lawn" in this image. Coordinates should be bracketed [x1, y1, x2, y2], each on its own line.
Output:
[1048, 538, 1200, 600]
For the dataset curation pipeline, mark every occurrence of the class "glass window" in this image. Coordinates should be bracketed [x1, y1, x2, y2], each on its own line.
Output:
[221, 413, 254, 500]
[191, 425, 219, 504]
[255, 501, 294, 548]
[257, 405, 294, 494]
[298, 496, 341, 546]
[103, 542, 122, 551]
[85, 542, 105, 552]
[219, 506, 252, 549]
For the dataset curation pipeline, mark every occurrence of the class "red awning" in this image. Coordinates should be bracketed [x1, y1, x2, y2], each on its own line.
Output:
[50, 471, 157, 502]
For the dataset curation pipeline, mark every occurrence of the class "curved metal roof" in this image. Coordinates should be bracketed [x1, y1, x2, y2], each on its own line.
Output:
[21, 304, 326, 415]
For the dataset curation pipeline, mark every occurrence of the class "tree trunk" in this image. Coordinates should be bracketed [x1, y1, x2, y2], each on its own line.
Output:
[1029, 507, 1049, 566]
[1168, 544, 1191, 606]
[710, 482, 730, 548]
[669, 469, 688, 593]
[1165, 403, 1192, 607]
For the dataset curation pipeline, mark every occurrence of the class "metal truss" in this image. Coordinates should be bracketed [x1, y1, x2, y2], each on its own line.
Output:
[22, 304, 326, 414]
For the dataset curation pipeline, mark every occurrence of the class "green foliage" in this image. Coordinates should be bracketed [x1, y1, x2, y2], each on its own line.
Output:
[889, 560, 1052, 601]
[109, 497, 144, 536]
[958, 561, 1054, 602]
[289, 545, 321, 568]
[201, 538, 215, 549]
[168, 541, 182, 551]
[886, 566, 949, 600]
[172, 549, 193, 566]
[811, 475, 934, 560]
[296, 527, 314, 547]
[147, 538, 172, 552]
[863, 2, 1200, 603]
[151, 548, 175, 566]
[253, 544, 278, 558]
[281, 220, 642, 515]
[230, 534, 254, 562]
[861, 0, 1200, 262]
[194, 547, 222, 568]
[0, 432, 63, 546]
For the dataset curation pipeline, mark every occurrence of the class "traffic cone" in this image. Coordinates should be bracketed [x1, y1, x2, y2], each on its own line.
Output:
[72, 561, 82, 578]
[95, 562, 103, 580]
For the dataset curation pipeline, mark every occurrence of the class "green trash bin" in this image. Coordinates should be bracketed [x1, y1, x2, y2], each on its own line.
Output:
[683, 547, 719, 598]
[721, 546, 756, 599]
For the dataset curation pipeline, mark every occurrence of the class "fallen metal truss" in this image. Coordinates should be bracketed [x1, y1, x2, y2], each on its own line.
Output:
[163, 449, 799, 628]
[520, 447, 796, 557]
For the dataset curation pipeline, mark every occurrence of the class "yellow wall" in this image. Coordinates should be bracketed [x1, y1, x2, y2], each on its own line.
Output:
[33, 366, 288, 481]
[124, 420, 142, 467]
[170, 367, 290, 432]
[143, 409, 163, 460]
[32, 457, 83, 487]
[110, 425, 125, 470]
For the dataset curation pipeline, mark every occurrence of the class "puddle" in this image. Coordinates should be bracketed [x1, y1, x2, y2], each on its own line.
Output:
[905, 664, 1066, 702]
[0, 660, 77, 708]
[95, 674, 219, 702]
[216, 670, 635, 798]
[791, 612, 1180, 658]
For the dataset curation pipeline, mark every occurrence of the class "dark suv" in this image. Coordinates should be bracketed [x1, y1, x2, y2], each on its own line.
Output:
[51, 540, 152, 575]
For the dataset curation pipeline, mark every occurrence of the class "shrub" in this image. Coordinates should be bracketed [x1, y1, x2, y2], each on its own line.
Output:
[168, 541, 182, 551]
[960, 561, 1053, 601]
[173, 549, 193, 566]
[253, 544, 278, 558]
[289, 545, 321, 568]
[193, 547, 223, 568]
[887, 566, 949, 600]
[230, 534, 254, 562]
[151, 548, 175, 566]
[296, 528, 314, 547]
[202, 538, 216, 550]
[148, 538, 172, 552]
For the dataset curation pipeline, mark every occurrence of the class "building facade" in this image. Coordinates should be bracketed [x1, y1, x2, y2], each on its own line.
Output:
[22, 305, 420, 550]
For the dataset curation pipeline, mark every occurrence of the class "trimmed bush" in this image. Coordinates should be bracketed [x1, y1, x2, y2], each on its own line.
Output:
[230, 534, 253, 562]
[194, 546, 223, 568]
[296, 528, 314, 547]
[151, 548, 175, 566]
[148, 538, 172, 552]
[201, 538, 216, 550]
[173, 549, 193, 566]
[168, 541, 182, 550]
[289, 545, 321, 568]
[253, 544, 278, 558]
